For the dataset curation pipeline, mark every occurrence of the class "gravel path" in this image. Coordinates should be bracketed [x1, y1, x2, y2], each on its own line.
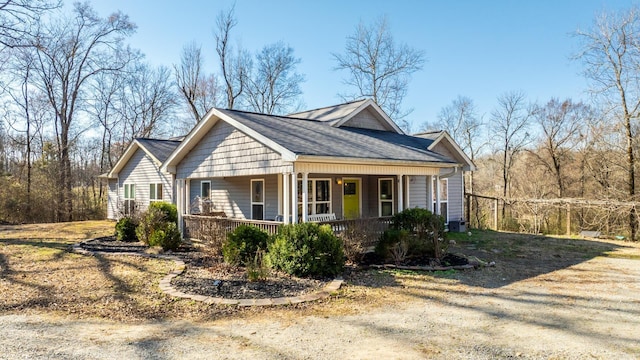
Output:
[2, 253, 639, 360]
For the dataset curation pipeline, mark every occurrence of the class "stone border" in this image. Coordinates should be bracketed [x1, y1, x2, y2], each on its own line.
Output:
[71, 241, 343, 306]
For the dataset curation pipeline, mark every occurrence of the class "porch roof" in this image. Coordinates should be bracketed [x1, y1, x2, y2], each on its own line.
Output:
[217, 108, 455, 165]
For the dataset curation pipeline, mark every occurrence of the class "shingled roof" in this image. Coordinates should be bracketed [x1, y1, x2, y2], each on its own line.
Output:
[136, 138, 182, 164]
[216, 108, 453, 164]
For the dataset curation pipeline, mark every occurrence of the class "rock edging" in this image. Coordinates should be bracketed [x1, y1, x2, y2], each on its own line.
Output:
[72, 241, 343, 306]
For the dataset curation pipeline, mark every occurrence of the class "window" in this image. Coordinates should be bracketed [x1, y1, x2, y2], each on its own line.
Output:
[149, 183, 163, 202]
[432, 178, 448, 222]
[251, 179, 264, 220]
[201, 181, 211, 199]
[297, 179, 331, 215]
[379, 178, 394, 217]
[123, 183, 136, 215]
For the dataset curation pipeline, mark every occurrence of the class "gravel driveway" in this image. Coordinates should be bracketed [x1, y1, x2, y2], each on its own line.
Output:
[2, 250, 639, 360]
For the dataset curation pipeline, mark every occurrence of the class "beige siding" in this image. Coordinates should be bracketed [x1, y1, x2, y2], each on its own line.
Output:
[443, 169, 464, 222]
[118, 148, 173, 214]
[431, 142, 457, 161]
[341, 107, 393, 131]
[409, 176, 428, 209]
[107, 179, 118, 219]
[189, 175, 279, 220]
[177, 121, 290, 179]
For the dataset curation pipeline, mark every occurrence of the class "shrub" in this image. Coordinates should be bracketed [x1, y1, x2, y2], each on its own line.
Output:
[136, 203, 182, 250]
[338, 218, 379, 263]
[148, 202, 178, 224]
[148, 222, 182, 251]
[222, 225, 269, 266]
[267, 222, 344, 277]
[247, 249, 269, 282]
[376, 208, 448, 262]
[115, 217, 138, 242]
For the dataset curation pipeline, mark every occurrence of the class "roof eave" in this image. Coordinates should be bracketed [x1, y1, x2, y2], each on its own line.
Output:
[294, 155, 460, 168]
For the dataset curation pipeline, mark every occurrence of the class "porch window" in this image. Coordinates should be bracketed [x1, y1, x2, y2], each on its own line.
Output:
[432, 178, 448, 222]
[149, 183, 163, 202]
[297, 179, 331, 215]
[201, 181, 211, 199]
[379, 178, 394, 217]
[123, 183, 135, 215]
[251, 179, 264, 220]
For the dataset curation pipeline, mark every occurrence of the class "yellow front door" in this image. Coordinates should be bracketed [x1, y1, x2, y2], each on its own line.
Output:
[343, 179, 360, 219]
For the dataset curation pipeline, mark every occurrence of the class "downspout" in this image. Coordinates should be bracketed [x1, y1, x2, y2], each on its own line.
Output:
[438, 165, 459, 179]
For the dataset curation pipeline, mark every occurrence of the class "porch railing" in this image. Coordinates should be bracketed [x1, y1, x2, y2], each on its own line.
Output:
[183, 214, 392, 249]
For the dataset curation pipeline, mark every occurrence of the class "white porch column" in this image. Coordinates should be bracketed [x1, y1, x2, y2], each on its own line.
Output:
[282, 172, 290, 224]
[291, 172, 298, 224]
[176, 179, 184, 233]
[185, 179, 191, 215]
[435, 175, 441, 215]
[301, 172, 309, 222]
[397, 175, 404, 212]
[426, 175, 433, 212]
[405, 175, 411, 209]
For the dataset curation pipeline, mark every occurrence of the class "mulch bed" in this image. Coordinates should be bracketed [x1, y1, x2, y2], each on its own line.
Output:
[80, 237, 329, 300]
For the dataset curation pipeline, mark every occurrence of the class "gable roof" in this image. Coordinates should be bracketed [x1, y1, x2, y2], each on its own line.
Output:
[289, 98, 404, 134]
[105, 138, 181, 179]
[163, 108, 456, 172]
[413, 131, 476, 171]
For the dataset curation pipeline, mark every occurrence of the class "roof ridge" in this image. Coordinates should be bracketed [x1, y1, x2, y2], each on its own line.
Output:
[218, 108, 325, 123]
[287, 98, 369, 116]
[136, 137, 183, 142]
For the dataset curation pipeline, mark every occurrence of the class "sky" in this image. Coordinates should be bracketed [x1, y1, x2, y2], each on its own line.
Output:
[85, 0, 637, 132]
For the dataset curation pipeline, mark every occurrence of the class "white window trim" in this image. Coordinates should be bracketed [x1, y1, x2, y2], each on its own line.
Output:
[297, 178, 332, 215]
[200, 181, 211, 199]
[251, 179, 265, 220]
[378, 178, 394, 217]
[432, 177, 449, 223]
[123, 183, 136, 215]
[149, 183, 163, 202]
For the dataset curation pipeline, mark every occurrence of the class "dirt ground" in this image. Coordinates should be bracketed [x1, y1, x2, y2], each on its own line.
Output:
[1, 222, 639, 359]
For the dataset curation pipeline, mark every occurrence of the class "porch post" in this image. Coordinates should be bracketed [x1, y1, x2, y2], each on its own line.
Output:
[185, 179, 191, 216]
[397, 175, 404, 212]
[282, 172, 290, 224]
[176, 179, 184, 233]
[426, 175, 433, 212]
[301, 172, 309, 222]
[291, 172, 298, 224]
[435, 175, 441, 215]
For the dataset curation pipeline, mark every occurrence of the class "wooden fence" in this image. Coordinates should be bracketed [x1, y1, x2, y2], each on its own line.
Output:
[466, 193, 640, 238]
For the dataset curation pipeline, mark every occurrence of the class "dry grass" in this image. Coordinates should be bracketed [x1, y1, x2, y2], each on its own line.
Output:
[2, 221, 639, 325]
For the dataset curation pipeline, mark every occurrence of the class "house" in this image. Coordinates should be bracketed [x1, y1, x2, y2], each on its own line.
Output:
[103, 138, 181, 219]
[106, 99, 475, 233]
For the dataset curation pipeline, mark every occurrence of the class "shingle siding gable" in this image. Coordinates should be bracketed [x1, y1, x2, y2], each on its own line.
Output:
[176, 120, 290, 179]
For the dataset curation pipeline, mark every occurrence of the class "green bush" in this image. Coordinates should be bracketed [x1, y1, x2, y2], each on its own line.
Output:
[148, 202, 178, 224]
[267, 222, 344, 277]
[222, 225, 269, 266]
[148, 222, 182, 251]
[136, 203, 182, 250]
[115, 217, 138, 242]
[377, 208, 448, 262]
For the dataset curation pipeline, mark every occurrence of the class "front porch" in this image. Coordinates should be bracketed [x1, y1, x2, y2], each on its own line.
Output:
[176, 164, 453, 234]
[183, 214, 392, 249]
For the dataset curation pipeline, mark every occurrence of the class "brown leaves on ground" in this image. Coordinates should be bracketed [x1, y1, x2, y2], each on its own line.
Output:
[2, 221, 639, 325]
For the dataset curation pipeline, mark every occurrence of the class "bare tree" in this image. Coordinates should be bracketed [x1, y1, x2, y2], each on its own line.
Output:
[575, 6, 640, 239]
[214, 5, 250, 110]
[174, 42, 221, 123]
[491, 91, 532, 217]
[0, 0, 60, 48]
[119, 62, 176, 141]
[32, 2, 136, 221]
[332, 16, 425, 129]
[531, 98, 590, 198]
[245, 41, 304, 115]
